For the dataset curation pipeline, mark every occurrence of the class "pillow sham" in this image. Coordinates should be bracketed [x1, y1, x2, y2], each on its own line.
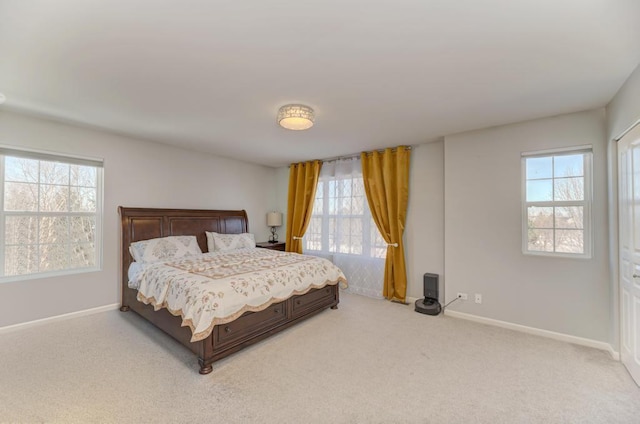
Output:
[206, 232, 256, 252]
[129, 235, 202, 263]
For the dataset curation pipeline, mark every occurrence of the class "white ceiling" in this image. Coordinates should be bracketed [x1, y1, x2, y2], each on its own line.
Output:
[1, 0, 639, 167]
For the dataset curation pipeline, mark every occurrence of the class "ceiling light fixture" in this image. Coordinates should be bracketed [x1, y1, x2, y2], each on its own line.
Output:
[277, 104, 314, 130]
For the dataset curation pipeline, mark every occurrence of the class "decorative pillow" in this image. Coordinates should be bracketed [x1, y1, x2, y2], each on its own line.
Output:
[206, 232, 256, 252]
[129, 236, 202, 263]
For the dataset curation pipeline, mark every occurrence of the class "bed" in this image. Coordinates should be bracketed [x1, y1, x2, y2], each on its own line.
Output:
[119, 207, 346, 375]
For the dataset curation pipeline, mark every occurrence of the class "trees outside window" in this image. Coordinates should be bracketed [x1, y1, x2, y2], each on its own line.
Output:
[522, 148, 592, 258]
[1, 150, 103, 280]
[305, 175, 386, 259]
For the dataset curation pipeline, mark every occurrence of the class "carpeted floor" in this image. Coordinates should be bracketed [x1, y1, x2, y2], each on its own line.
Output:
[1, 292, 639, 424]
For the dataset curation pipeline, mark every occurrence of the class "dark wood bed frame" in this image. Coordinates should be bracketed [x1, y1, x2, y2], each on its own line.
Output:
[119, 207, 339, 375]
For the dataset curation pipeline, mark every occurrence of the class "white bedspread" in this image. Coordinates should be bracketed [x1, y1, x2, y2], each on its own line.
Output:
[129, 248, 347, 341]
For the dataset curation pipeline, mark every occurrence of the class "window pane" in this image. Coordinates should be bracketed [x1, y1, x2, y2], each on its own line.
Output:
[328, 180, 337, 199]
[5, 157, 38, 183]
[70, 187, 97, 212]
[555, 229, 583, 254]
[372, 247, 387, 259]
[304, 216, 322, 252]
[4, 182, 38, 211]
[370, 218, 387, 258]
[526, 179, 553, 202]
[71, 243, 95, 268]
[554, 154, 583, 178]
[4, 245, 38, 276]
[328, 218, 337, 252]
[526, 157, 552, 179]
[5, 216, 38, 245]
[40, 161, 69, 185]
[350, 218, 363, 254]
[39, 216, 69, 244]
[338, 219, 351, 253]
[70, 165, 97, 187]
[311, 181, 324, 215]
[340, 179, 351, 197]
[554, 177, 583, 201]
[527, 229, 554, 252]
[555, 206, 583, 229]
[39, 243, 69, 271]
[339, 196, 352, 214]
[70, 216, 95, 243]
[307, 216, 321, 233]
[342, 217, 358, 254]
[527, 206, 553, 229]
[352, 179, 366, 215]
[305, 234, 322, 251]
[40, 184, 69, 212]
[328, 180, 338, 215]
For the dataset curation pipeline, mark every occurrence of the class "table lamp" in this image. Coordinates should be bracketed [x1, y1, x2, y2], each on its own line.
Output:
[267, 211, 282, 243]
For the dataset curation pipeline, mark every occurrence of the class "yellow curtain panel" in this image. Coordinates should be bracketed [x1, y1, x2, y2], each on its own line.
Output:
[285, 160, 323, 253]
[361, 146, 411, 302]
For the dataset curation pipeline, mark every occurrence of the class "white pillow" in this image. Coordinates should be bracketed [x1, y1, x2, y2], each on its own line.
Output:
[129, 236, 202, 263]
[206, 232, 256, 252]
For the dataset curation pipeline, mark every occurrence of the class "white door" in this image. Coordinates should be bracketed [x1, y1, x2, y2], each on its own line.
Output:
[619, 123, 640, 385]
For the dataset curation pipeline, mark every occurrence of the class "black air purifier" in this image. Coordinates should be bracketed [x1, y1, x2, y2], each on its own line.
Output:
[415, 273, 442, 315]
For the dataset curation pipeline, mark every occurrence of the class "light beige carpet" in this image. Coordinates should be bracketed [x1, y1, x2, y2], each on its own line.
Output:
[1, 292, 638, 423]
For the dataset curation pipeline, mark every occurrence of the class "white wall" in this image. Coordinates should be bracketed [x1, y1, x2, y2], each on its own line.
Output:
[405, 141, 445, 299]
[607, 64, 640, 141]
[0, 110, 277, 327]
[275, 166, 290, 242]
[605, 63, 640, 348]
[444, 109, 610, 342]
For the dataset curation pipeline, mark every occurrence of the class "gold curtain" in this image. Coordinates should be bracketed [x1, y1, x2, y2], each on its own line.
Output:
[361, 146, 411, 302]
[285, 160, 323, 253]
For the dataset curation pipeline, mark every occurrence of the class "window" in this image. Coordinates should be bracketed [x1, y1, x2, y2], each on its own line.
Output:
[303, 158, 387, 299]
[305, 176, 387, 259]
[522, 147, 592, 258]
[0, 147, 103, 281]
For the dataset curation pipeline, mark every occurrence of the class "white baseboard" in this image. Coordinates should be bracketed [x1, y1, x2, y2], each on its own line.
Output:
[0, 303, 120, 334]
[443, 309, 620, 360]
[607, 346, 621, 361]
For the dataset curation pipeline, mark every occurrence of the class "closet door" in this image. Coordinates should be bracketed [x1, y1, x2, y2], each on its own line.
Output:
[619, 124, 640, 385]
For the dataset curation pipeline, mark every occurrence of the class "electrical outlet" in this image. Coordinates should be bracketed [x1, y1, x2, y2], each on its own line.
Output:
[475, 294, 482, 304]
[457, 292, 468, 300]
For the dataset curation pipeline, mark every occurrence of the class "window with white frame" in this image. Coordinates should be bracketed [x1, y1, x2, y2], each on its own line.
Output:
[304, 157, 387, 299]
[304, 177, 387, 258]
[305, 175, 387, 259]
[522, 147, 592, 257]
[0, 147, 103, 280]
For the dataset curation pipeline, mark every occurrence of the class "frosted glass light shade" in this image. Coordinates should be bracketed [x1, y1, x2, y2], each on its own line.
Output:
[277, 104, 314, 130]
[267, 211, 282, 227]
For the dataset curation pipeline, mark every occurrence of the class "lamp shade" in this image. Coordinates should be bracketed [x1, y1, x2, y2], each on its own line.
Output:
[267, 211, 282, 227]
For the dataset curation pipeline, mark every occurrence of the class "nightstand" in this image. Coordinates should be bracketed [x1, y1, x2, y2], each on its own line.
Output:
[256, 241, 286, 251]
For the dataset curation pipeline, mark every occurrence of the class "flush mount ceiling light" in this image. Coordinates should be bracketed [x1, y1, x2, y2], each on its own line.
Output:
[277, 104, 314, 130]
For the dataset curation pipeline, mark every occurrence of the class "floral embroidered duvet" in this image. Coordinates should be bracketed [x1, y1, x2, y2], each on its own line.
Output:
[129, 248, 347, 341]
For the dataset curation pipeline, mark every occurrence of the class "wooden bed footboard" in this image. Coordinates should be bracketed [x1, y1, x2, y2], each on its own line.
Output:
[119, 207, 339, 375]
